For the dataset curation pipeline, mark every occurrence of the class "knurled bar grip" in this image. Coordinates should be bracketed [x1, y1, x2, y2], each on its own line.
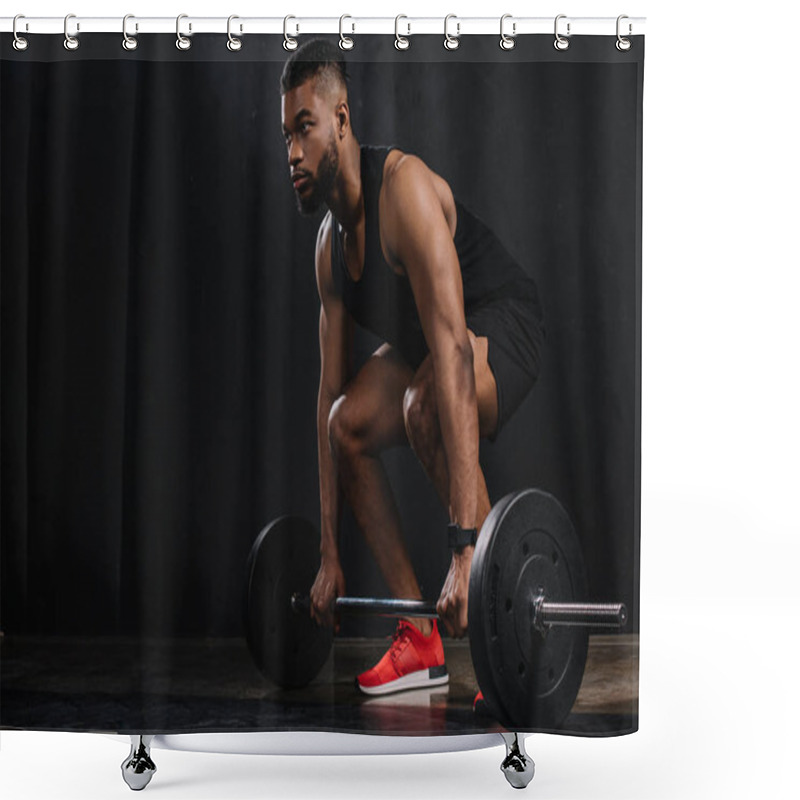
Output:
[291, 594, 627, 629]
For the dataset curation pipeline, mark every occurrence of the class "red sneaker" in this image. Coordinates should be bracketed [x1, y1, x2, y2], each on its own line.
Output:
[356, 620, 448, 696]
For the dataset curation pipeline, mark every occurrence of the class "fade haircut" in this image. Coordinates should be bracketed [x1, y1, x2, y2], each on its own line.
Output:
[280, 38, 349, 100]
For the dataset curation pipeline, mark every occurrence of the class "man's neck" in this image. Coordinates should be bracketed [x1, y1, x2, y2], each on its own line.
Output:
[327, 138, 363, 233]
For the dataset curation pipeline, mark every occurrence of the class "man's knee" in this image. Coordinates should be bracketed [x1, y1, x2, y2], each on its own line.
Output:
[403, 380, 439, 461]
[328, 395, 376, 461]
[328, 396, 358, 461]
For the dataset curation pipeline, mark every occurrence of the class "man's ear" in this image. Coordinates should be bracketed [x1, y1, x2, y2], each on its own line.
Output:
[336, 102, 350, 138]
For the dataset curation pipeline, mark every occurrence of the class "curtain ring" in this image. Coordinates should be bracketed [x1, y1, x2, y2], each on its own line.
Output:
[283, 15, 298, 51]
[444, 14, 460, 51]
[64, 13, 80, 51]
[553, 14, 570, 51]
[176, 14, 191, 51]
[394, 15, 410, 50]
[616, 15, 632, 51]
[227, 15, 242, 51]
[12, 14, 29, 51]
[339, 15, 354, 50]
[500, 14, 516, 50]
[122, 15, 138, 51]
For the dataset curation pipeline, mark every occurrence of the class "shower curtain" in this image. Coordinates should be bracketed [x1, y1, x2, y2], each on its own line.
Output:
[1, 26, 643, 739]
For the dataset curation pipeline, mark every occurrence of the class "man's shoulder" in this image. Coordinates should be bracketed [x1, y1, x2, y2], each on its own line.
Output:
[383, 149, 430, 187]
[381, 150, 453, 224]
[381, 151, 443, 220]
[315, 211, 333, 253]
[314, 211, 334, 273]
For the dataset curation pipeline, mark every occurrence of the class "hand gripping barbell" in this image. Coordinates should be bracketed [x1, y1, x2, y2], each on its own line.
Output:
[243, 488, 628, 729]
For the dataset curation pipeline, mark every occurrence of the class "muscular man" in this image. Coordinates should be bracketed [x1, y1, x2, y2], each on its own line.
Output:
[281, 40, 544, 696]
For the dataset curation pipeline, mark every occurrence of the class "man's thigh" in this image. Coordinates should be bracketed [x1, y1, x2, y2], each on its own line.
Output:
[409, 331, 499, 440]
[337, 342, 416, 452]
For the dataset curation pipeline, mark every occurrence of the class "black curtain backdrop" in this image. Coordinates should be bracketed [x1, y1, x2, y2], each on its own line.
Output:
[1, 35, 642, 639]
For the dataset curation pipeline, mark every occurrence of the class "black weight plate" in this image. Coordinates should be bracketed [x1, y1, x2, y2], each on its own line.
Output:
[469, 489, 589, 730]
[244, 516, 333, 689]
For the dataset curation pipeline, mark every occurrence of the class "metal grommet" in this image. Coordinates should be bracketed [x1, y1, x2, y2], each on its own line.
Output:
[283, 15, 298, 51]
[554, 14, 570, 51]
[176, 13, 191, 51]
[500, 14, 516, 50]
[616, 15, 632, 51]
[394, 15, 410, 50]
[122, 14, 138, 51]
[12, 15, 29, 51]
[444, 14, 460, 51]
[63, 13, 79, 51]
[339, 14, 354, 50]
[227, 15, 242, 51]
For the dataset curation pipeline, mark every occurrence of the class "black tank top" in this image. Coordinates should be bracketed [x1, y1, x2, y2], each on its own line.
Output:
[330, 145, 540, 368]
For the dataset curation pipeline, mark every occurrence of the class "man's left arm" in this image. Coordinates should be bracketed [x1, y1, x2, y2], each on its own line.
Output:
[382, 156, 478, 636]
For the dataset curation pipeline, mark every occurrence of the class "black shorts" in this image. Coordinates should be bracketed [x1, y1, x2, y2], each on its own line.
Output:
[466, 295, 545, 441]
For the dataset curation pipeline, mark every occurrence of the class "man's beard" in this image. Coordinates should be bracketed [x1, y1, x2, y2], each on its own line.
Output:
[296, 134, 339, 216]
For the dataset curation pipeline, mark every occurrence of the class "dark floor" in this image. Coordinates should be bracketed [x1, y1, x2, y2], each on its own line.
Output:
[0, 634, 638, 737]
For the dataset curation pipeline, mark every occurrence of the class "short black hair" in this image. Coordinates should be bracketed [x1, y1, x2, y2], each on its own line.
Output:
[280, 38, 349, 96]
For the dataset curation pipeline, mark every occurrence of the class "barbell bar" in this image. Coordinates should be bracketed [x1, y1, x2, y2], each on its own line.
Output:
[290, 592, 627, 629]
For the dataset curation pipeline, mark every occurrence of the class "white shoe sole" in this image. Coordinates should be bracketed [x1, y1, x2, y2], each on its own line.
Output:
[357, 666, 449, 696]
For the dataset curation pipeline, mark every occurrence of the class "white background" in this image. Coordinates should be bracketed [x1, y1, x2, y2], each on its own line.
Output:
[2, 0, 799, 798]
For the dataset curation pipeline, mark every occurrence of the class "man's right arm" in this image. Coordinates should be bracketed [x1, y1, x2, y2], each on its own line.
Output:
[315, 213, 351, 565]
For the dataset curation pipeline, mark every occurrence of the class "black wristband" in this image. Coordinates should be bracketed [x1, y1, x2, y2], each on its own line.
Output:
[447, 523, 478, 549]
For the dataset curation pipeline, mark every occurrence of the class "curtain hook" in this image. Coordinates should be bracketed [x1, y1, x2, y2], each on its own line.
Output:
[554, 14, 570, 51]
[616, 15, 632, 51]
[500, 14, 516, 51]
[283, 15, 298, 51]
[339, 14, 355, 50]
[227, 15, 243, 51]
[64, 13, 80, 51]
[176, 13, 192, 50]
[444, 14, 460, 51]
[122, 15, 138, 51]
[394, 14, 410, 50]
[12, 14, 29, 51]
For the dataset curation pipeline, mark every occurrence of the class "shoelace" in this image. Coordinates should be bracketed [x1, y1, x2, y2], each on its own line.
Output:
[389, 623, 414, 664]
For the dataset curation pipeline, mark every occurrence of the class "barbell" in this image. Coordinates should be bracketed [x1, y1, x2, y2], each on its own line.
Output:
[243, 488, 628, 729]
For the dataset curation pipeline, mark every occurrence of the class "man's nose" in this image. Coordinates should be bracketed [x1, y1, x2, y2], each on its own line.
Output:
[288, 139, 303, 167]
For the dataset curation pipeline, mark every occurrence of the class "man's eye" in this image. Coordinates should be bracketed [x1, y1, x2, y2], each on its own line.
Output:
[301, 122, 311, 133]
